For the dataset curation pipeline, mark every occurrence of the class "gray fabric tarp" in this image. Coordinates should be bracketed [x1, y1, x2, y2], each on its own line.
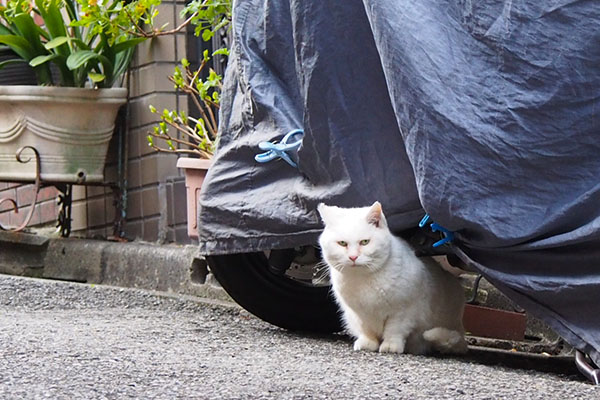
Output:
[198, 0, 600, 363]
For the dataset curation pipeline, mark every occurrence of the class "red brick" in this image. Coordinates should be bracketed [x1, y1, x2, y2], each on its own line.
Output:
[0, 212, 10, 228]
[172, 179, 187, 225]
[86, 197, 106, 228]
[9, 205, 40, 228]
[105, 195, 117, 225]
[124, 219, 143, 240]
[143, 217, 159, 242]
[86, 185, 107, 198]
[38, 186, 59, 202]
[126, 189, 142, 219]
[16, 184, 37, 206]
[70, 202, 88, 232]
[128, 129, 141, 159]
[141, 186, 160, 217]
[71, 185, 86, 201]
[0, 189, 18, 212]
[127, 159, 142, 189]
[38, 199, 58, 225]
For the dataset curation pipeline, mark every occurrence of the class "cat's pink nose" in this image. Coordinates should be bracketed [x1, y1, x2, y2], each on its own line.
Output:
[349, 255, 358, 262]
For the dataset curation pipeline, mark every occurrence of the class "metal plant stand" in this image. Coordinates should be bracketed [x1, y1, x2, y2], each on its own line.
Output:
[0, 146, 124, 238]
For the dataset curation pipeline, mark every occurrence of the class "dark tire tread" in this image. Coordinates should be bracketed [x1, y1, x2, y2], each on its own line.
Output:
[207, 252, 342, 333]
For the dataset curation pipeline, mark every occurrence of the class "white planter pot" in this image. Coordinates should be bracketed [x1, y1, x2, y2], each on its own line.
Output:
[0, 85, 127, 183]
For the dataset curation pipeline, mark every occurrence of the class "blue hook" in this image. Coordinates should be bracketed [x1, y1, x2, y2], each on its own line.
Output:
[430, 223, 455, 248]
[255, 129, 304, 168]
[419, 213, 454, 248]
[419, 214, 431, 228]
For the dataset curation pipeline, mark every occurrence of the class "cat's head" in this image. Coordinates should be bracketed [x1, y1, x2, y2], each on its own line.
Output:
[317, 202, 392, 272]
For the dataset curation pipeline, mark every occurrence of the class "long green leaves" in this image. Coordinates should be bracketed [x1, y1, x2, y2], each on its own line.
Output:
[0, 34, 34, 59]
[0, 0, 159, 87]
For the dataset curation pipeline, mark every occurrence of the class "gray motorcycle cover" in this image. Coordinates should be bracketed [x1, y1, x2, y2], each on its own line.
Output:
[198, 0, 600, 364]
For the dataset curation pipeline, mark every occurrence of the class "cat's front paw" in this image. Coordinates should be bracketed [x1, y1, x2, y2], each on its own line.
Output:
[353, 336, 380, 352]
[379, 339, 406, 354]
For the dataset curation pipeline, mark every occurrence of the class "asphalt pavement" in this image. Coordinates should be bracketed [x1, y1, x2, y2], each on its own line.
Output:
[0, 274, 597, 399]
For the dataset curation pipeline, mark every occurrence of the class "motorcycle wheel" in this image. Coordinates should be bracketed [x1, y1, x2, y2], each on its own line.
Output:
[206, 252, 343, 333]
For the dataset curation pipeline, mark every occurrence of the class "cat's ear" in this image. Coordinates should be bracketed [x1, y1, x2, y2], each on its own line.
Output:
[367, 201, 387, 228]
[317, 203, 332, 225]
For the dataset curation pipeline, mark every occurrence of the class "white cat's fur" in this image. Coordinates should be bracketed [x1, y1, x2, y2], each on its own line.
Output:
[318, 202, 467, 355]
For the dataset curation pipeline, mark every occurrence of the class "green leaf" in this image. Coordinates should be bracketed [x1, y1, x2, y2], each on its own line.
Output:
[0, 34, 36, 60]
[11, 14, 47, 55]
[44, 36, 70, 50]
[66, 50, 111, 72]
[66, 50, 113, 87]
[112, 37, 147, 54]
[30, 54, 60, 67]
[69, 38, 91, 51]
[212, 48, 229, 57]
[149, 105, 157, 113]
[111, 46, 135, 87]
[211, 18, 231, 34]
[0, 24, 13, 36]
[66, 50, 99, 69]
[0, 58, 27, 71]
[202, 29, 213, 42]
[35, 0, 68, 40]
[88, 72, 106, 83]
[63, 0, 80, 32]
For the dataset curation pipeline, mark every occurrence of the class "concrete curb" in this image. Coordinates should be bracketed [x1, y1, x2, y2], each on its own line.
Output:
[0, 231, 233, 304]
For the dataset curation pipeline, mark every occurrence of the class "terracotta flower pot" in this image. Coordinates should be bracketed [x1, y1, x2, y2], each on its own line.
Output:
[176, 157, 212, 239]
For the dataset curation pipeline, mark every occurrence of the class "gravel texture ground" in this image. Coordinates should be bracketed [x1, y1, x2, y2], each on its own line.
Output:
[0, 274, 597, 399]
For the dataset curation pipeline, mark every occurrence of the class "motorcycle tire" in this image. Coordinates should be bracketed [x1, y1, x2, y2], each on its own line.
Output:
[206, 252, 343, 333]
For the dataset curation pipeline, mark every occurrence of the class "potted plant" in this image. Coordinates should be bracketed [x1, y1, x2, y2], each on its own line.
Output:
[0, 0, 160, 183]
[147, 0, 230, 238]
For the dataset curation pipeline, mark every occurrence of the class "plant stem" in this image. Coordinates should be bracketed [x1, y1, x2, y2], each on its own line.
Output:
[148, 132, 211, 159]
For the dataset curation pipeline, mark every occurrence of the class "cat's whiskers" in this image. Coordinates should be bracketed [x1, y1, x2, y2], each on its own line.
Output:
[362, 261, 377, 272]
[312, 274, 329, 285]
[335, 262, 348, 273]
[313, 261, 333, 285]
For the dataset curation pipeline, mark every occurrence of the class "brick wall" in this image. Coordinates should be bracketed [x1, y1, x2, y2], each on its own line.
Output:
[0, 0, 194, 244]
[0, 183, 59, 230]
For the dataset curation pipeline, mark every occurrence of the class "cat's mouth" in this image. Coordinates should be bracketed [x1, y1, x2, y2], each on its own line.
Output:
[343, 262, 370, 270]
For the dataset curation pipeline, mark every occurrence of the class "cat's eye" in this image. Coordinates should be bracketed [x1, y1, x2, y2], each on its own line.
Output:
[359, 239, 370, 246]
[337, 241, 348, 247]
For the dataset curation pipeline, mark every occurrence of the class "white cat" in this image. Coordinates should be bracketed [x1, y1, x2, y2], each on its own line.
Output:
[317, 202, 467, 355]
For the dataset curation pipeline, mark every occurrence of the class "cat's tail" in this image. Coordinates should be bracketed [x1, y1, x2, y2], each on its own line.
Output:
[422, 327, 468, 354]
